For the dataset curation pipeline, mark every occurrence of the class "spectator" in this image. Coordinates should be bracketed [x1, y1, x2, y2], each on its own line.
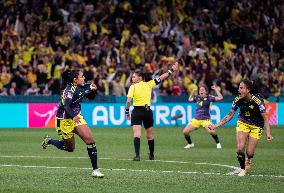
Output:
[0, 87, 8, 96]
[112, 76, 126, 96]
[0, 0, 283, 98]
[25, 83, 40, 96]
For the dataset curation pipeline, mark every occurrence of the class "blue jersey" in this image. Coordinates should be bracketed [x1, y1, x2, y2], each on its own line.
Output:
[56, 83, 96, 119]
[194, 95, 216, 120]
[232, 94, 266, 127]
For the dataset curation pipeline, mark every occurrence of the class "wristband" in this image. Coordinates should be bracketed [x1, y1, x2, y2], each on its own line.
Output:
[125, 109, 130, 115]
[168, 69, 173, 75]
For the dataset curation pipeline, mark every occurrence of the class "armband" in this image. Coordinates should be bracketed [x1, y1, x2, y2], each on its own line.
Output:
[154, 77, 161, 84]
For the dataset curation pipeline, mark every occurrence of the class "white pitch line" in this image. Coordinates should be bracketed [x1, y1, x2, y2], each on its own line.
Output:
[0, 155, 237, 173]
[0, 155, 262, 176]
[2, 155, 284, 177]
[195, 162, 239, 174]
[0, 155, 233, 168]
[1, 164, 283, 178]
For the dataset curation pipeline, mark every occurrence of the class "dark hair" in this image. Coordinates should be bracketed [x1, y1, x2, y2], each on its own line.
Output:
[134, 70, 144, 80]
[241, 79, 260, 95]
[61, 69, 80, 89]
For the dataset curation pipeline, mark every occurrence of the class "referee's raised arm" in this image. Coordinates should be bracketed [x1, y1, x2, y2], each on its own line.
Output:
[157, 61, 179, 81]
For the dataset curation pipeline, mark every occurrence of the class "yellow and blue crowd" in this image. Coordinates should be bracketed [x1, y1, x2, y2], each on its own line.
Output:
[0, 0, 283, 97]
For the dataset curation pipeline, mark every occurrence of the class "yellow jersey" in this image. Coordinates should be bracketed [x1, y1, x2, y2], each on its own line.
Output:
[127, 80, 156, 106]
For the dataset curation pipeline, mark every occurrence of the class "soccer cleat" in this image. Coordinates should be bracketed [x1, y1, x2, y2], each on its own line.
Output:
[133, 156, 140, 161]
[238, 169, 246, 177]
[184, 143, 194, 149]
[92, 169, 104, 178]
[216, 143, 222, 149]
[245, 160, 252, 171]
[226, 168, 242, 175]
[149, 154, 155, 160]
[41, 135, 51, 149]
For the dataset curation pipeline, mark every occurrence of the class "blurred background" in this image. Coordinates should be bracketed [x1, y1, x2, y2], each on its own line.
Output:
[0, 0, 283, 128]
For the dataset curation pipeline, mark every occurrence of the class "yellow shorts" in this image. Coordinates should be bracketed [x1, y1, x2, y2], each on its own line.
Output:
[190, 119, 212, 129]
[56, 114, 87, 140]
[236, 121, 263, 139]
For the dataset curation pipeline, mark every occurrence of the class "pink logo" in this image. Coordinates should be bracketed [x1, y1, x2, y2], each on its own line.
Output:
[265, 103, 277, 126]
[29, 103, 58, 128]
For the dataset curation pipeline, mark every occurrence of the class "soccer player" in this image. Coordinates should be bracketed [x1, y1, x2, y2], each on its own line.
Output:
[183, 84, 223, 149]
[209, 79, 273, 176]
[41, 69, 104, 178]
[125, 61, 179, 161]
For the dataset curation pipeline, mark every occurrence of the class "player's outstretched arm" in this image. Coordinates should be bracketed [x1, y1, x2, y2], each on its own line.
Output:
[188, 89, 197, 102]
[261, 112, 273, 141]
[210, 109, 236, 130]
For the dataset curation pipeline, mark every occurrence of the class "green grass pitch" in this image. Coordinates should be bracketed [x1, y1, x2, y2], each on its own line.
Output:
[0, 126, 284, 193]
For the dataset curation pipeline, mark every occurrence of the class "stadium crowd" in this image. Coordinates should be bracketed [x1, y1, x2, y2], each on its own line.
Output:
[0, 0, 283, 98]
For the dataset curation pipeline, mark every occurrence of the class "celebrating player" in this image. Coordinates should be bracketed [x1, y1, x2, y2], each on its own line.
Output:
[183, 84, 223, 149]
[209, 79, 273, 176]
[41, 69, 104, 178]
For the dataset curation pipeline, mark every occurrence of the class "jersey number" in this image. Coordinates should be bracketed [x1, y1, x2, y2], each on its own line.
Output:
[245, 111, 250, 117]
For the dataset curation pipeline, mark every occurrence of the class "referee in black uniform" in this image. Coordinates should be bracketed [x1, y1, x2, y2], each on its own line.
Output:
[125, 62, 179, 161]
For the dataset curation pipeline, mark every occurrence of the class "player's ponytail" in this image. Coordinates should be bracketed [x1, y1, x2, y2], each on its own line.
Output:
[251, 77, 262, 96]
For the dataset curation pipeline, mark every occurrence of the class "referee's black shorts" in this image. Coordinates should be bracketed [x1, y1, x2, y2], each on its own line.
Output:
[131, 106, 154, 129]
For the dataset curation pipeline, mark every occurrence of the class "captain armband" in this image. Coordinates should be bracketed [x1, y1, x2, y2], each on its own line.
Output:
[154, 77, 161, 84]
[125, 109, 130, 115]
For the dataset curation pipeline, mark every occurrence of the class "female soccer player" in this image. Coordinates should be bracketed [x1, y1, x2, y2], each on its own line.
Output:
[210, 79, 273, 176]
[41, 69, 104, 178]
[125, 61, 179, 161]
[183, 84, 223, 149]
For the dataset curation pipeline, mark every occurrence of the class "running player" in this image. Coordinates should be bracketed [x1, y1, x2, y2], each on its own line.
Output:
[210, 79, 273, 176]
[41, 69, 104, 178]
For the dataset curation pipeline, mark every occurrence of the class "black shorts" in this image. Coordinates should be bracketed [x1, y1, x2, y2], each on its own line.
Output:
[131, 106, 154, 129]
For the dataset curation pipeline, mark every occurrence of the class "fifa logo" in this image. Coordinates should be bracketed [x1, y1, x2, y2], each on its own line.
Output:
[33, 106, 58, 127]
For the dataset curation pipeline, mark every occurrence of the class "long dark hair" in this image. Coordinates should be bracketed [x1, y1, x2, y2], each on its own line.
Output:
[242, 79, 260, 95]
[61, 69, 80, 89]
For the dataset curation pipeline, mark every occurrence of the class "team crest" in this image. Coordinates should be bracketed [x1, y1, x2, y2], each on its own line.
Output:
[249, 105, 254, 109]
[66, 92, 72, 99]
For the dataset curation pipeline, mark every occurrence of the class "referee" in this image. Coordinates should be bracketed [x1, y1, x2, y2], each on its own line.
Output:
[125, 62, 179, 161]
